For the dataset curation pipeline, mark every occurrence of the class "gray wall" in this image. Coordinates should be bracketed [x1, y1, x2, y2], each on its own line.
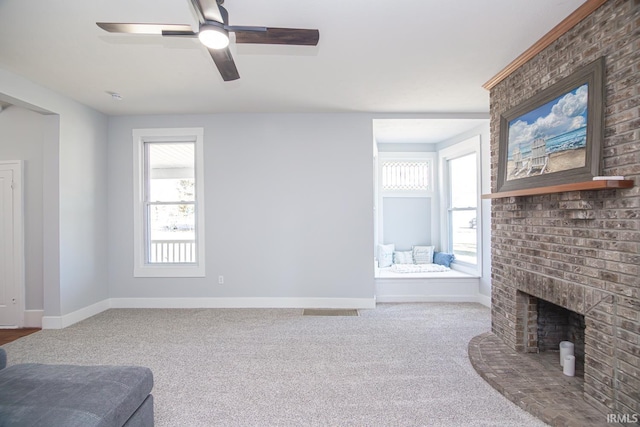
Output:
[377, 143, 436, 152]
[58, 104, 109, 315]
[1, 63, 489, 316]
[107, 114, 375, 300]
[0, 66, 109, 317]
[382, 197, 431, 250]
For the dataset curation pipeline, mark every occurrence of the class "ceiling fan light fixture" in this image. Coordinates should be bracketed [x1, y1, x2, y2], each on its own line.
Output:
[198, 24, 229, 49]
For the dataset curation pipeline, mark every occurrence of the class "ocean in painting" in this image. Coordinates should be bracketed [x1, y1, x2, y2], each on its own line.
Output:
[516, 126, 587, 158]
[546, 126, 587, 153]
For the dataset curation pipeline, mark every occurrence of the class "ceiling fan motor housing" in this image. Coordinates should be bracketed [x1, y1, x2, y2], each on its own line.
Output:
[198, 21, 230, 49]
[96, 0, 319, 82]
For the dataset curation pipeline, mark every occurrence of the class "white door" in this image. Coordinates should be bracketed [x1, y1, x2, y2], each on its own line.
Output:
[0, 162, 22, 327]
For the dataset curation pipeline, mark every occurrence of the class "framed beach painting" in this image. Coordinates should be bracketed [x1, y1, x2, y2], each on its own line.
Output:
[496, 57, 605, 193]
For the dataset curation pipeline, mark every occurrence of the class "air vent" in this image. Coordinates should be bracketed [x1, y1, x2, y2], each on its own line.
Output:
[302, 309, 359, 317]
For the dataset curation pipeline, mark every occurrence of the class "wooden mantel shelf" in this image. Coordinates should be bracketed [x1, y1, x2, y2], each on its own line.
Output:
[482, 180, 634, 199]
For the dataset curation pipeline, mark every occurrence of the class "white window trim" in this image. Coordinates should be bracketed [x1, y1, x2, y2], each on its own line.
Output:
[132, 128, 205, 277]
[376, 152, 438, 250]
[438, 135, 481, 276]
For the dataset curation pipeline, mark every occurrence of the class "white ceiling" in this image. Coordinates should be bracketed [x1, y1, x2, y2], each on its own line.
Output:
[373, 118, 488, 144]
[0, 0, 585, 141]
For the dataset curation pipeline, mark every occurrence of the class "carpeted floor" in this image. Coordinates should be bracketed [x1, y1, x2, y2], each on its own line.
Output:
[1, 303, 548, 426]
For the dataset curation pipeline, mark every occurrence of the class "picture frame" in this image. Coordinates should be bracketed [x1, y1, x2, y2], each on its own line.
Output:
[496, 57, 605, 193]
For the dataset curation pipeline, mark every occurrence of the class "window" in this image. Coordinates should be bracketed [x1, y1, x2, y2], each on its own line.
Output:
[439, 135, 481, 271]
[133, 128, 205, 277]
[146, 142, 196, 264]
[378, 154, 434, 196]
[448, 153, 477, 264]
[381, 161, 430, 191]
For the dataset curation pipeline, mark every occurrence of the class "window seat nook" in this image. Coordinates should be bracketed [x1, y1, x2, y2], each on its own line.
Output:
[374, 245, 481, 302]
[375, 264, 480, 303]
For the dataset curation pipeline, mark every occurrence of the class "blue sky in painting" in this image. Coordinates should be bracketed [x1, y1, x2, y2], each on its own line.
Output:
[508, 83, 588, 156]
[516, 98, 557, 125]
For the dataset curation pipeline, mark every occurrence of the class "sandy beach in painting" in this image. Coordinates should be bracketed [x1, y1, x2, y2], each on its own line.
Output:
[507, 147, 586, 180]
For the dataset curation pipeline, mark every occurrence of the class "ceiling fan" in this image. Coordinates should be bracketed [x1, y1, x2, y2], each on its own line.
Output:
[96, 0, 319, 81]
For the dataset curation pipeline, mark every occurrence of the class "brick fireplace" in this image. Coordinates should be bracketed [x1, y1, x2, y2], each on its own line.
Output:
[487, 0, 639, 420]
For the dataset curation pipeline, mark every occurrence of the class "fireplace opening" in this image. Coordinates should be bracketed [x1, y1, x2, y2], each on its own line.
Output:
[537, 299, 586, 373]
[518, 291, 586, 377]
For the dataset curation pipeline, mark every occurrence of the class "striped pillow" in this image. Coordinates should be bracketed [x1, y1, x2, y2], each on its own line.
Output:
[393, 251, 414, 265]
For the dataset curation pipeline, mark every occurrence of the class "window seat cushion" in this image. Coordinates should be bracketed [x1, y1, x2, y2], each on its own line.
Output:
[390, 263, 449, 273]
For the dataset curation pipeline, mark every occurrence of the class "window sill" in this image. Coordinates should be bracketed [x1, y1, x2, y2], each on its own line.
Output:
[134, 264, 205, 278]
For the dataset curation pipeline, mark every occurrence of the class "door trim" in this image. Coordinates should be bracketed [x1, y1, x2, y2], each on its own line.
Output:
[0, 161, 24, 328]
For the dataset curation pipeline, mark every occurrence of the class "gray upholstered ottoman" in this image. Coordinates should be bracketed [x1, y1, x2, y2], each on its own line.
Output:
[0, 348, 153, 427]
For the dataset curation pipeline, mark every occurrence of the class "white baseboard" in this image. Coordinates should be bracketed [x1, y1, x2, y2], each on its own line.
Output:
[376, 295, 480, 303]
[41, 299, 111, 329]
[477, 293, 491, 307]
[110, 297, 376, 310]
[23, 310, 44, 328]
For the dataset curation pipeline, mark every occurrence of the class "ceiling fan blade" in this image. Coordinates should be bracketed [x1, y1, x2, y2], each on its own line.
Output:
[161, 30, 198, 37]
[195, 0, 224, 23]
[234, 28, 319, 46]
[97, 22, 194, 35]
[188, 0, 205, 24]
[208, 47, 240, 81]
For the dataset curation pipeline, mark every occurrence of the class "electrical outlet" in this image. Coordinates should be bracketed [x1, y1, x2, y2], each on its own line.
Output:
[218, 275, 224, 285]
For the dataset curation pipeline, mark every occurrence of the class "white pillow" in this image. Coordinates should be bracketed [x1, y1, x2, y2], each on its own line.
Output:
[413, 245, 435, 264]
[377, 244, 395, 268]
[393, 250, 414, 264]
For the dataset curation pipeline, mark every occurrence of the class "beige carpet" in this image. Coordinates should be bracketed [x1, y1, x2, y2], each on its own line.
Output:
[1, 303, 547, 426]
